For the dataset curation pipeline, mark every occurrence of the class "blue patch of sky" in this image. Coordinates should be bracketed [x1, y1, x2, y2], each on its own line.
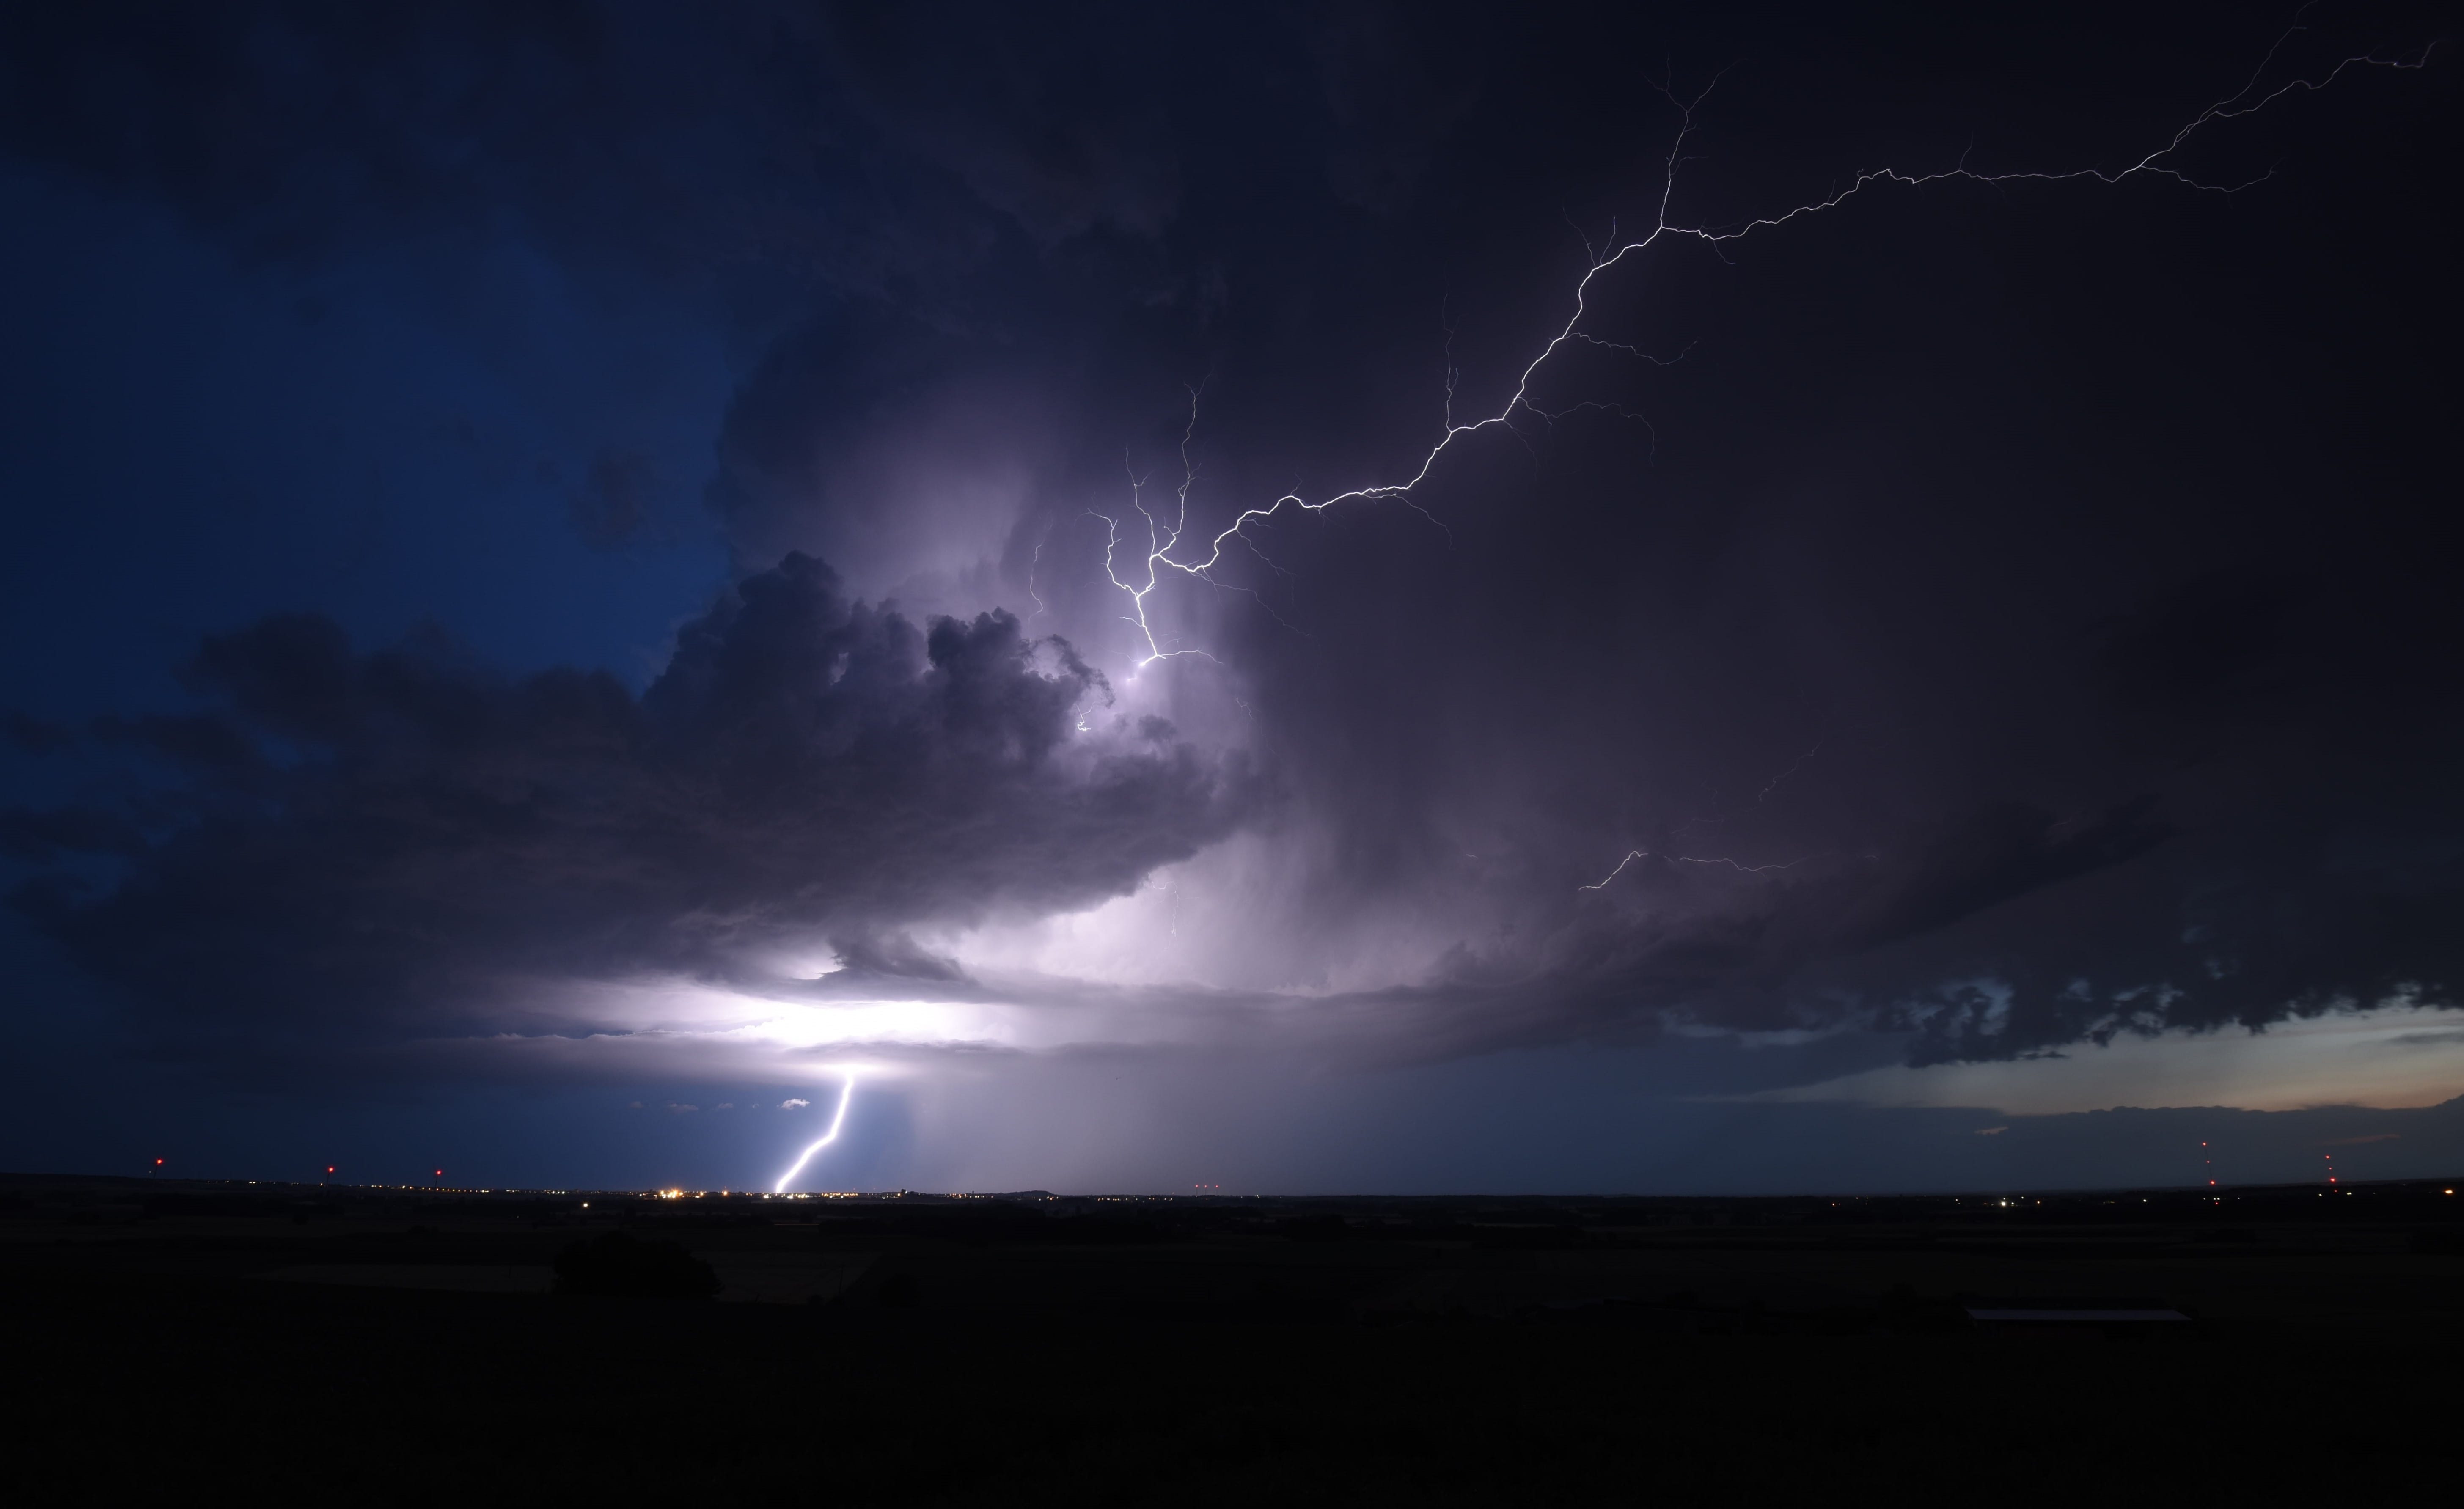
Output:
[0, 166, 738, 722]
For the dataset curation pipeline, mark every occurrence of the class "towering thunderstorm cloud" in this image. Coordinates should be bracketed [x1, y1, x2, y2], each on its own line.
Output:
[0, 5, 2451, 1191]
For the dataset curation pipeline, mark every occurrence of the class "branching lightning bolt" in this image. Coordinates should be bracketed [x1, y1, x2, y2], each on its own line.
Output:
[1583, 742, 1826, 890]
[1581, 849, 1805, 891]
[772, 1072, 857, 1194]
[1085, 388, 1226, 668]
[1088, 384, 1313, 667]
[1755, 740, 1822, 805]
[1090, 33, 2431, 667]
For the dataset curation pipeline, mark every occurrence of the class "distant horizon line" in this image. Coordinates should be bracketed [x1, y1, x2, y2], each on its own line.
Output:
[8, 1170, 2456, 1204]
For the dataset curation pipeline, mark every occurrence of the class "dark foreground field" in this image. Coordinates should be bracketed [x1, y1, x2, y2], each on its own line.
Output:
[4, 1176, 2458, 1502]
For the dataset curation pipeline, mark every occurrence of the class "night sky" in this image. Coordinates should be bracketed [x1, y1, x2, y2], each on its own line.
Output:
[2, 3, 2457, 1195]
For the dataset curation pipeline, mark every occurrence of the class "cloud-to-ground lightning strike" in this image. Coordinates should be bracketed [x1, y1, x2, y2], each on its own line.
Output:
[1088, 34, 2431, 669]
[772, 1072, 857, 1193]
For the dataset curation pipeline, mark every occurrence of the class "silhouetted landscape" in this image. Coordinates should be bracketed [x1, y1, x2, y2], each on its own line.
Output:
[6, 1171, 2457, 1500]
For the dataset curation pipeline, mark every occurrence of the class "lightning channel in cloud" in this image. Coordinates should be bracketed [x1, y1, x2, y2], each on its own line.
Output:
[1581, 849, 1805, 891]
[772, 1072, 858, 1193]
[1089, 33, 2433, 668]
[1086, 385, 1287, 669]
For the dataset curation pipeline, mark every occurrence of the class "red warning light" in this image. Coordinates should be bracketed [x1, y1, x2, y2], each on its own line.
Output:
[154, 1158, 163, 1166]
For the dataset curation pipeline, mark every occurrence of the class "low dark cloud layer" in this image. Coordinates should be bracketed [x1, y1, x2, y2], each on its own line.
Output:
[8, 554, 1248, 1055]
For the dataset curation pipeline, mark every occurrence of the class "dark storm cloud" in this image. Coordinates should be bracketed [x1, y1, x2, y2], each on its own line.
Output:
[2, 0, 2453, 1102]
[6, 554, 1250, 1053]
[818, 5, 1185, 247]
[0, 0, 1214, 421]
[1191, 494, 2464, 1068]
[1309, 3, 1484, 214]
[767, 782, 2462, 1080]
